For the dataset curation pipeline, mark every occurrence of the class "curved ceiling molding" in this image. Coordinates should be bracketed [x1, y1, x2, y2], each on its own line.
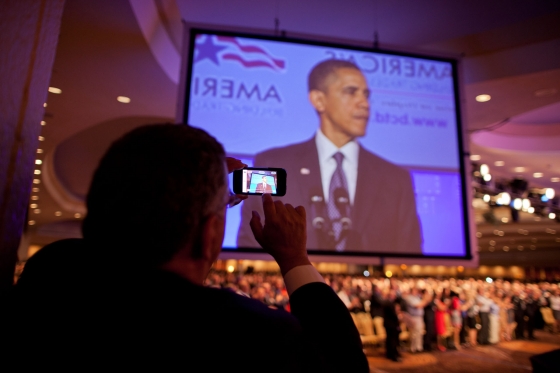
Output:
[42, 149, 87, 215]
[129, 0, 181, 84]
[472, 126, 560, 152]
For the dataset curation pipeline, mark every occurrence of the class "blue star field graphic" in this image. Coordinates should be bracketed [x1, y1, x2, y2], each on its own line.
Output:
[194, 36, 227, 65]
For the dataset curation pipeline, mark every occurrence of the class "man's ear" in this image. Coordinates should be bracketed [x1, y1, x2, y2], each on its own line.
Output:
[309, 90, 326, 113]
[200, 214, 222, 263]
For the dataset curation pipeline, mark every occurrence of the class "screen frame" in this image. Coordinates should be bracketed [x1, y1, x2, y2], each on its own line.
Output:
[178, 25, 476, 264]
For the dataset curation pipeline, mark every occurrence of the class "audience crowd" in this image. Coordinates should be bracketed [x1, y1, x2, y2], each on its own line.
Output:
[204, 271, 560, 360]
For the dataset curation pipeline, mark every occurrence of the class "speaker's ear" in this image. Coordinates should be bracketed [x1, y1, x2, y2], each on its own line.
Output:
[309, 90, 326, 113]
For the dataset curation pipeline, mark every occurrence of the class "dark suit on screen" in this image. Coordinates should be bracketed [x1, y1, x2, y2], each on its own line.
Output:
[237, 137, 422, 254]
[255, 182, 273, 193]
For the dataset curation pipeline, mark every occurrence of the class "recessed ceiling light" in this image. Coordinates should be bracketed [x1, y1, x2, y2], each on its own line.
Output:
[117, 96, 131, 103]
[33, 179, 40, 184]
[476, 94, 491, 102]
[483, 174, 492, 181]
[514, 167, 525, 173]
[31, 196, 39, 201]
[534, 172, 543, 178]
[552, 177, 560, 182]
[534, 88, 557, 97]
[35, 159, 42, 165]
[494, 161, 505, 166]
[41, 121, 46, 126]
[74, 213, 81, 218]
[549, 213, 556, 220]
[55, 211, 62, 216]
[30, 204, 38, 209]
[470, 155, 481, 161]
[48, 87, 62, 94]
[37, 149, 43, 154]
[28, 220, 36, 226]
[43, 103, 47, 107]
[33, 209, 41, 214]
[34, 170, 41, 175]
[32, 188, 39, 193]
[38, 136, 44, 141]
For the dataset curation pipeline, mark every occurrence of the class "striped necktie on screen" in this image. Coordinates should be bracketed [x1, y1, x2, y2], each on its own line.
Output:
[327, 152, 351, 251]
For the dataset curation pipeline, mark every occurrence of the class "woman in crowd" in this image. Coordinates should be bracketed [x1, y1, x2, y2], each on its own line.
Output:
[465, 290, 479, 347]
[450, 290, 463, 350]
[434, 289, 449, 351]
[501, 295, 515, 341]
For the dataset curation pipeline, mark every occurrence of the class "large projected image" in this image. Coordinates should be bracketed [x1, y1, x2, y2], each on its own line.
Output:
[186, 31, 468, 258]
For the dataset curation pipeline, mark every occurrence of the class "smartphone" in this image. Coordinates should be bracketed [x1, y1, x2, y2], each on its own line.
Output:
[233, 167, 287, 196]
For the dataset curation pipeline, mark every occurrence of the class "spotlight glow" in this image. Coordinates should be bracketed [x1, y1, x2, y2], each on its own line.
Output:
[117, 96, 131, 103]
[513, 198, 522, 210]
[483, 194, 490, 202]
[476, 94, 491, 102]
[549, 213, 556, 220]
[483, 174, 492, 182]
[494, 161, 505, 166]
[48, 87, 62, 94]
[545, 188, 555, 199]
[522, 199, 531, 210]
[534, 172, 543, 178]
[470, 155, 481, 161]
[500, 192, 511, 205]
[480, 164, 490, 176]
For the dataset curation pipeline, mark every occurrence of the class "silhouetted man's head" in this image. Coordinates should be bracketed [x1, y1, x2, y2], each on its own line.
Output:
[83, 124, 227, 267]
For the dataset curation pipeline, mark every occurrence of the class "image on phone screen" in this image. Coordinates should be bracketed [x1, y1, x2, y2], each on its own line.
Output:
[243, 170, 278, 194]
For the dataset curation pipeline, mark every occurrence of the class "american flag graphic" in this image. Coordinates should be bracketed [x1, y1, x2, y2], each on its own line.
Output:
[195, 35, 286, 72]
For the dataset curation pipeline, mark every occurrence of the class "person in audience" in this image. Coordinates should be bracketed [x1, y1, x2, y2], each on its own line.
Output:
[450, 290, 463, 350]
[434, 289, 449, 351]
[502, 295, 515, 341]
[550, 289, 560, 333]
[423, 288, 437, 352]
[404, 286, 432, 353]
[383, 289, 403, 362]
[488, 295, 500, 344]
[465, 290, 479, 347]
[476, 288, 492, 345]
[369, 284, 384, 319]
[525, 289, 541, 340]
[512, 288, 526, 340]
[10, 124, 369, 372]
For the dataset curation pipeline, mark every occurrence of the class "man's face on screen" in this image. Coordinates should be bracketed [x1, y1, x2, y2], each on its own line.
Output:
[321, 68, 370, 141]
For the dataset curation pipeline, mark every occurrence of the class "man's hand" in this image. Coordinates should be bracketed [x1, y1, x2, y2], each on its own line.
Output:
[250, 194, 310, 275]
[226, 157, 248, 204]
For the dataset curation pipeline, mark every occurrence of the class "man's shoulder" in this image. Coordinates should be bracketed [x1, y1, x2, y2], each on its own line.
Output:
[359, 146, 410, 178]
[255, 138, 315, 162]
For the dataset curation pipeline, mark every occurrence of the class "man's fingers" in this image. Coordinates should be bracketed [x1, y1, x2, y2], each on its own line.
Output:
[295, 205, 306, 221]
[262, 193, 276, 218]
[250, 210, 264, 245]
[226, 157, 247, 174]
[274, 200, 287, 215]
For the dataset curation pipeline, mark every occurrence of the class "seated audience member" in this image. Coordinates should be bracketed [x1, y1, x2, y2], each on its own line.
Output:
[9, 124, 368, 372]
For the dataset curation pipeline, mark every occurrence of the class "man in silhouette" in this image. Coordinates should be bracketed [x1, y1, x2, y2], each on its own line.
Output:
[10, 124, 368, 372]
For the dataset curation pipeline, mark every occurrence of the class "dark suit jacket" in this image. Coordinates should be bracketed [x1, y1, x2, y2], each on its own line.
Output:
[237, 137, 422, 254]
[7, 239, 368, 372]
[255, 182, 273, 193]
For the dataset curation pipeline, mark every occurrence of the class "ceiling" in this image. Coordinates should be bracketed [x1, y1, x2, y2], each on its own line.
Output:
[25, 0, 560, 261]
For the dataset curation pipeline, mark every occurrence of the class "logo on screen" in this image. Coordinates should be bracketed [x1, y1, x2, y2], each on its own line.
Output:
[195, 35, 286, 72]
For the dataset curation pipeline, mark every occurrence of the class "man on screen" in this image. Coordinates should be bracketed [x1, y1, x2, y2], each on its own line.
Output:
[255, 175, 273, 193]
[238, 59, 422, 253]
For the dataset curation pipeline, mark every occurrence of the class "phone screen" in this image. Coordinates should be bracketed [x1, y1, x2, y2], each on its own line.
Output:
[233, 168, 286, 196]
